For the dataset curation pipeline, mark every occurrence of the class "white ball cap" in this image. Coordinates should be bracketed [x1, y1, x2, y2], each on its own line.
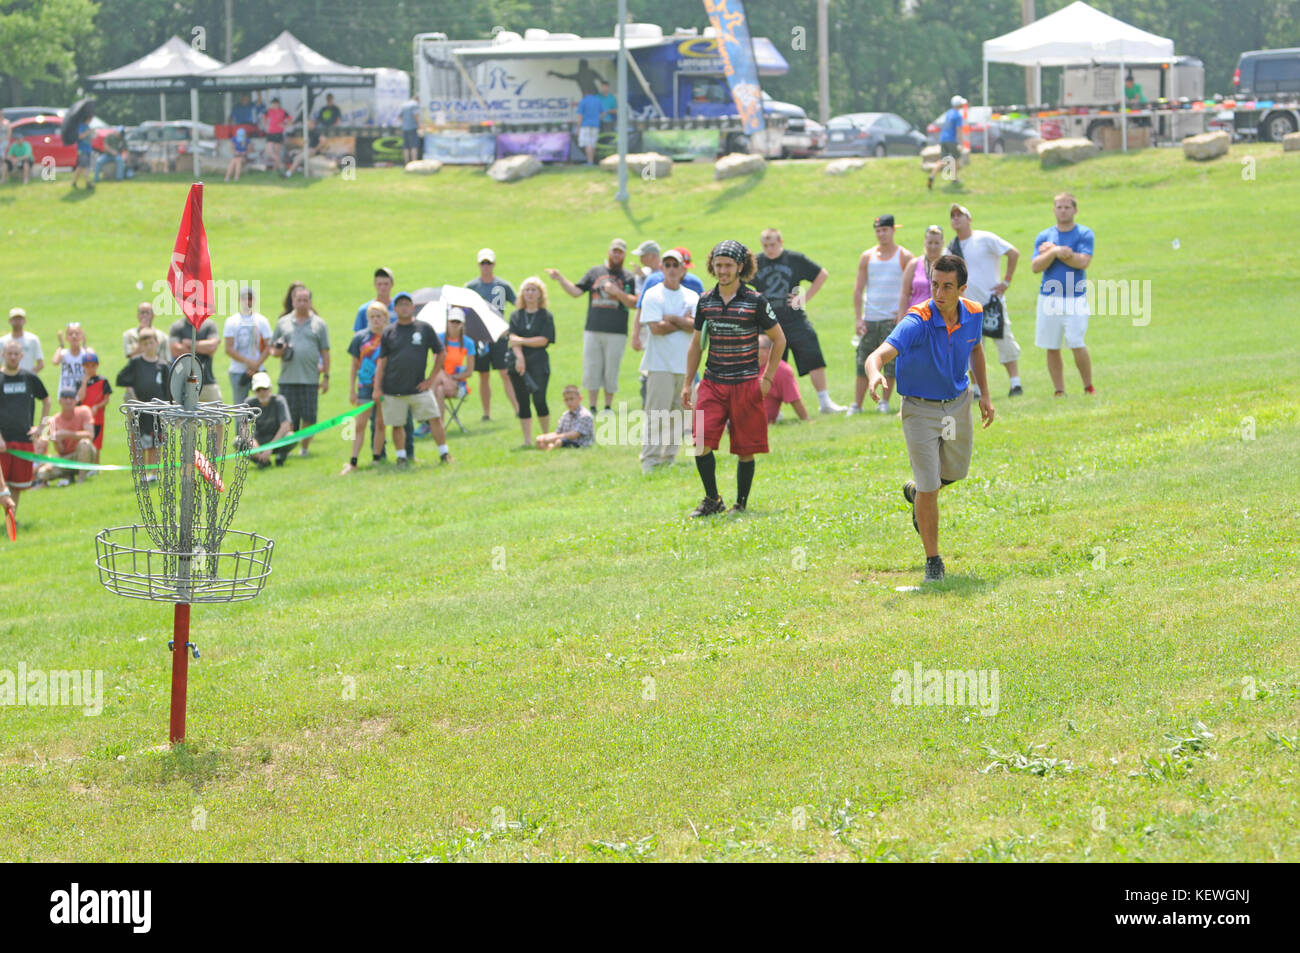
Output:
[951, 96, 967, 108]
[476, 248, 495, 263]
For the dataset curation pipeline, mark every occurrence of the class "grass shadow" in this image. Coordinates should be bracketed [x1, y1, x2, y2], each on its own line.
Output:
[618, 197, 652, 231]
[59, 187, 95, 203]
[706, 165, 767, 214]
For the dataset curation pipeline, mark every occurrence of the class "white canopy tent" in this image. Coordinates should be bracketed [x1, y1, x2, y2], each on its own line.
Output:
[982, 1, 1175, 151]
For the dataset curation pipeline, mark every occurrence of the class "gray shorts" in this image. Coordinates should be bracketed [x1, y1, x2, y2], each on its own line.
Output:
[857, 320, 896, 378]
[900, 387, 974, 493]
[583, 330, 626, 394]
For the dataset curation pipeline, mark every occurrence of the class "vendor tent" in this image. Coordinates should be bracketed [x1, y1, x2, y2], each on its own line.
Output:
[982, 1, 1175, 150]
[196, 30, 374, 177]
[86, 37, 223, 125]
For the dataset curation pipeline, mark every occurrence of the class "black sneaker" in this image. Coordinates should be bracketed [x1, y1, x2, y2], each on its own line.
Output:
[689, 496, 726, 517]
[728, 503, 747, 514]
[1009, 385, 1024, 397]
[372, 453, 388, 464]
[255, 458, 272, 470]
[440, 451, 452, 464]
[481, 414, 491, 422]
[396, 456, 409, 468]
[903, 480, 919, 534]
[923, 555, 946, 583]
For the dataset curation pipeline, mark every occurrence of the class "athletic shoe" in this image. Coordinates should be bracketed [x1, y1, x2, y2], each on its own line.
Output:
[440, 451, 452, 464]
[1084, 385, 1097, 395]
[877, 399, 891, 414]
[274, 456, 286, 467]
[923, 555, 946, 583]
[372, 453, 388, 464]
[845, 405, 863, 416]
[689, 496, 726, 517]
[728, 503, 747, 514]
[1009, 385, 1024, 397]
[820, 400, 846, 414]
[395, 457, 409, 468]
[256, 459, 272, 470]
[481, 415, 491, 422]
[903, 480, 919, 534]
[1054, 391, 1065, 398]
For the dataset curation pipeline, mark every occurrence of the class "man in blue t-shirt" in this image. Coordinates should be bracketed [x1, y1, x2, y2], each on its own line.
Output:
[929, 95, 966, 191]
[398, 95, 421, 164]
[576, 91, 605, 165]
[1031, 192, 1096, 396]
[863, 254, 995, 584]
[72, 120, 95, 190]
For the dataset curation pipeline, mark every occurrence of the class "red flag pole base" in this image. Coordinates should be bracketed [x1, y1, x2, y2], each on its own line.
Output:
[170, 603, 191, 744]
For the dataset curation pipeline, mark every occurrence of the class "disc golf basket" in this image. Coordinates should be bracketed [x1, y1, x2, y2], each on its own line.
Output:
[95, 356, 274, 743]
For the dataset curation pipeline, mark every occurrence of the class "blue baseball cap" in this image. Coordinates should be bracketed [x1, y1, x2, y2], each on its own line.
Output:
[81, 350, 100, 364]
[393, 291, 413, 303]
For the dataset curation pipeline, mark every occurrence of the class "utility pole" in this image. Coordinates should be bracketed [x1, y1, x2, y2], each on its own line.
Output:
[223, 0, 233, 122]
[817, 0, 829, 124]
[1021, 0, 1036, 105]
[615, 0, 628, 202]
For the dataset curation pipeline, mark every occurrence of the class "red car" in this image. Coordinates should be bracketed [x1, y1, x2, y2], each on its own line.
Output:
[8, 115, 110, 170]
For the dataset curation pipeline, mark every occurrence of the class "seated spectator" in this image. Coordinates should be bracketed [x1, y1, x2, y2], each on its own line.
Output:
[34, 389, 96, 485]
[241, 372, 293, 468]
[342, 303, 388, 474]
[6, 136, 34, 185]
[536, 386, 594, 450]
[758, 335, 808, 423]
[93, 126, 127, 183]
[435, 307, 476, 428]
[76, 351, 112, 453]
[284, 119, 321, 178]
[53, 322, 88, 395]
[226, 127, 249, 182]
[115, 329, 168, 475]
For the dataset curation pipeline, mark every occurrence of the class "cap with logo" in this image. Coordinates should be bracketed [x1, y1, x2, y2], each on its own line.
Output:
[873, 214, 898, 229]
[673, 247, 693, 267]
[476, 248, 495, 263]
[81, 350, 100, 364]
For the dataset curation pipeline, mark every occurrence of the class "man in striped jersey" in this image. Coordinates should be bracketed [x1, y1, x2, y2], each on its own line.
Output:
[680, 240, 786, 517]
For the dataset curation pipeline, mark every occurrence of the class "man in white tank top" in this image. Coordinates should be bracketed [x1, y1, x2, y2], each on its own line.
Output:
[850, 214, 913, 414]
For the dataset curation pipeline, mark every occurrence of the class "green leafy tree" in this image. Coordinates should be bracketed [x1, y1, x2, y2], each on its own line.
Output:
[0, 0, 99, 105]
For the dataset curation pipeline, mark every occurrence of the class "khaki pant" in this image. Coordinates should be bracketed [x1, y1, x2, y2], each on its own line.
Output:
[899, 388, 973, 493]
[641, 371, 686, 471]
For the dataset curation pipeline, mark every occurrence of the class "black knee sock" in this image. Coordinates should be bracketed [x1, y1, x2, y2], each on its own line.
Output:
[736, 459, 755, 508]
[695, 452, 719, 499]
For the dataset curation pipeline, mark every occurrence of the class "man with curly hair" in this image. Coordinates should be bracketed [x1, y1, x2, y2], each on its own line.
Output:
[681, 240, 786, 517]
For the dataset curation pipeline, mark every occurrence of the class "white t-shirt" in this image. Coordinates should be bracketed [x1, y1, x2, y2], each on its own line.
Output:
[223, 311, 273, 374]
[8, 331, 43, 373]
[956, 230, 1014, 305]
[639, 282, 698, 375]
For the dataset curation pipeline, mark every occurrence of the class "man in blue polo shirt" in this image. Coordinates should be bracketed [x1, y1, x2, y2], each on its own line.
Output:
[864, 254, 995, 583]
[576, 90, 605, 165]
[928, 95, 965, 190]
[1032, 191, 1096, 396]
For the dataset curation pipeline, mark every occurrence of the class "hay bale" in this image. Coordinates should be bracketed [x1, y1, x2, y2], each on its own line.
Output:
[599, 152, 672, 179]
[714, 151, 765, 180]
[487, 154, 542, 182]
[1282, 131, 1300, 152]
[1038, 137, 1099, 168]
[1181, 131, 1230, 161]
[825, 157, 866, 175]
[404, 159, 444, 175]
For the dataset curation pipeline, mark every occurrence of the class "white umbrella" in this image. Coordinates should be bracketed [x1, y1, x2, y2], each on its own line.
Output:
[415, 285, 510, 345]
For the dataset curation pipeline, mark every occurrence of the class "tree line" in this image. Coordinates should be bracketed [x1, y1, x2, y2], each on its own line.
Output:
[3, 0, 1298, 126]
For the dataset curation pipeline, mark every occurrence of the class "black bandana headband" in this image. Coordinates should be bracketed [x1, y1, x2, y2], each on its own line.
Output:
[711, 239, 748, 263]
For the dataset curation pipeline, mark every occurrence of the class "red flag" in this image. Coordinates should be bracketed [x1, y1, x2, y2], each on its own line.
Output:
[166, 183, 213, 329]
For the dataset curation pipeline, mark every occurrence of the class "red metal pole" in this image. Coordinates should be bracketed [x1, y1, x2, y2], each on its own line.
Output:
[170, 603, 190, 744]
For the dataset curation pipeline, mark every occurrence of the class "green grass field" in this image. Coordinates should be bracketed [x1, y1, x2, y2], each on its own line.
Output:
[1, 146, 1297, 862]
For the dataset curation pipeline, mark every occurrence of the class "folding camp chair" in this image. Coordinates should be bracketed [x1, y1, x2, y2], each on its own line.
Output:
[442, 382, 470, 434]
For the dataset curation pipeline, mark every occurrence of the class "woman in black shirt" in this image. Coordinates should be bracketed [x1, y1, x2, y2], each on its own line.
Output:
[507, 276, 557, 447]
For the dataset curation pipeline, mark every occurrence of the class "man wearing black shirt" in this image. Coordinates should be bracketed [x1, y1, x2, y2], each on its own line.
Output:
[681, 240, 786, 517]
[317, 94, 342, 128]
[0, 338, 50, 510]
[754, 228, 844, 414]
[373, 291, 452, 464]
[169, 316, 222, 402]
[547, 238, 638, 413]
[115, 328, 169, 471]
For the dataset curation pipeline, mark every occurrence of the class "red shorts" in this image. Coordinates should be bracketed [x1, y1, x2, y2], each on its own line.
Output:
[1, 442, 35, 489]
[693, 377, 769, 456]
